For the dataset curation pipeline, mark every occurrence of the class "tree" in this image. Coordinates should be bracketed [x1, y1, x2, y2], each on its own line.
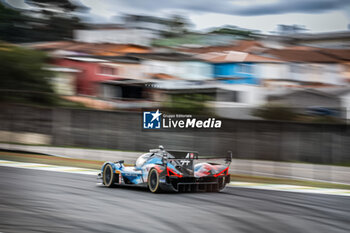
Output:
[253, 104, 297, 121]
[0, 43, 57, 105]
[26, 0, 88, 12]
[163, 94, 212, 115]
[0, 0, 87, 42]
[163, 15, 192, 37]
[0, 3, 30, 42]
[28, 0, 88, 41]
[210, 26, 256, 38]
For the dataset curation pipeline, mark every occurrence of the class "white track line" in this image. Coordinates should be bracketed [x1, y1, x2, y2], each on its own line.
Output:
[229, 182, 350, 197]
[0, 159, 98, 175]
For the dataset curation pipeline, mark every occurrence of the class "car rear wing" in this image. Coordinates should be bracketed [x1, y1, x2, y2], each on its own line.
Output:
[165, 150, 232, 165]
[195, 151, 233, 165]
[151, 146, 232, 165]
[167, 150, 199, 159]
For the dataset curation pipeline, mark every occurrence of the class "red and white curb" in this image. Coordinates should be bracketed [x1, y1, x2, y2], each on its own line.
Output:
[0, 159, 98, 176]
[1, 160, 349, 196]
[229, 182, 350, 196]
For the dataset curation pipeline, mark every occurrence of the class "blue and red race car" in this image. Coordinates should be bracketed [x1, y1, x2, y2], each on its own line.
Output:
[98, 146, 232, 193]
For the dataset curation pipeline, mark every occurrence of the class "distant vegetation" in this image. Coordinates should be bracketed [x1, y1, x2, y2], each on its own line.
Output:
[152, 33, 205, 47]
[0, 43, 85, 108]
[254, 104, 344, 123]
[210, 26, 256, 38]
[0, 0, 85, 43]
[153, 25, 257, 47]
[0, 43, 57, 105]
[163, 94, 212, 115]
[161, 14, 193, 38]
[254, 104, 298, 121]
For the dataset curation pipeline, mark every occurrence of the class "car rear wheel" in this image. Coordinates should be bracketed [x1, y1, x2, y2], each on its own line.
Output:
[148, 168, 161, 193]
[217, 176, 228, 192]
[103, 164, 116, 187]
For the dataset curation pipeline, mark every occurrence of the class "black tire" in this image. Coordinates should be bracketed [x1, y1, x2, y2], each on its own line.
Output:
[217, 177, 227, 192]
[103, 164, 116, 187]
[207, 178, 225, 192]
[148, 168, 161, 193]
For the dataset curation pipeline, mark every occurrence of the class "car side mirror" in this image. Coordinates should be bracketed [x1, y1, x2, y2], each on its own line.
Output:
[162, 155, 168, 165]
[117, 160, 124, 164]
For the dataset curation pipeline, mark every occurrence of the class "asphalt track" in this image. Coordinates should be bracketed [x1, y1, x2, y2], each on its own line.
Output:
[0, 167, 349, 233]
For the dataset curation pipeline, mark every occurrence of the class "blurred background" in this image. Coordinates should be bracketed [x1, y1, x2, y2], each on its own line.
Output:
[0, 0, 350, 183]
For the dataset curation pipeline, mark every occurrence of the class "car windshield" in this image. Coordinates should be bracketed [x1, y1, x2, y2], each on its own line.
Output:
[135, 153, 153, 167]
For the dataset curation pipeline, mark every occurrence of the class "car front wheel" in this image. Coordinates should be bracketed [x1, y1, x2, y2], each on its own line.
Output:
[103, 164, 116, 187]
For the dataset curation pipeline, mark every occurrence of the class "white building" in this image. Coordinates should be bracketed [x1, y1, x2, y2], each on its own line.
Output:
[74, 28, 158, 46]
[254, 62, 346, 87]
[142, 60, 212, 81]
[215, 84, 266, 106]
[121, 14, 168, 33]
[132, 53, 213, 81]
[257, 48, 347, 86]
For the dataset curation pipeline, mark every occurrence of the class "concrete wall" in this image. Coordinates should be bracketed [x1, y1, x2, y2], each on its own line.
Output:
[0, 105, 349, 164]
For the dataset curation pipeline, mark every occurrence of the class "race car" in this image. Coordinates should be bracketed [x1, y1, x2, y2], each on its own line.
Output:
[98, 146, 232, 193]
